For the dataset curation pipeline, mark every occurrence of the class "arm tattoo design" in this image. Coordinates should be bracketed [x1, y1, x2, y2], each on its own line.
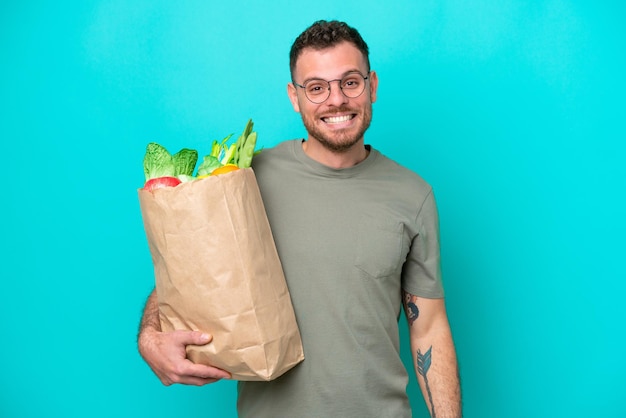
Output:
[418, 346, 436, 418]
[403, 291, 420, 326]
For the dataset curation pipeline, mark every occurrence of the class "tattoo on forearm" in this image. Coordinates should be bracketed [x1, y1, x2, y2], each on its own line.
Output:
[418, 346, 436, 418]
[403, 291, 419, 326]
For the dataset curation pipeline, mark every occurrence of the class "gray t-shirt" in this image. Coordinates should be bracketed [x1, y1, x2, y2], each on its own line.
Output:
[238, 139, 444, 417]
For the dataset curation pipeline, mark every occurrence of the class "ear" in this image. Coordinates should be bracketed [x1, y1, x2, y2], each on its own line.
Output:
[287, 83, 301, 113]
[368, 71, 379, 103]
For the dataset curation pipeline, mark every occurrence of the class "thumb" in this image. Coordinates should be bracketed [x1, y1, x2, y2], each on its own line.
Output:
[177, 330, 212, 346]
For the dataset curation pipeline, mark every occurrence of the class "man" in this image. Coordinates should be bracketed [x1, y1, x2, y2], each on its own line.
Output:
[138, 20, 461, 417]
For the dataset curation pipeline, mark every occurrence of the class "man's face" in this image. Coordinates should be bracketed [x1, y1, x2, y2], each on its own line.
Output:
[288, 41, 378, 153]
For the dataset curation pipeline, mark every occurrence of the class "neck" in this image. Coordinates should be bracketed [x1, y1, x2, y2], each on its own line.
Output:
[302, 139, 369, 169]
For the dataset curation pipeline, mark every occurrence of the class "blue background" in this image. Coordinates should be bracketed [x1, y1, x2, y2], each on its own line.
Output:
[1, 1, 624, 417]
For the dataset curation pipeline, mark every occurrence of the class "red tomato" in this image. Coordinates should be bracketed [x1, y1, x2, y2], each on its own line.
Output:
[143, 176, 182, 191]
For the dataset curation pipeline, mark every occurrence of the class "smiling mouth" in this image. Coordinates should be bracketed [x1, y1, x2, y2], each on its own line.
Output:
[322, 114, 355, 124]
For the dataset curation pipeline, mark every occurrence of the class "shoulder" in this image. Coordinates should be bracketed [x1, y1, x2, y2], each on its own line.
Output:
[251, 139, 299, 170]
[368, 147, 433, 198]
[250, 140, 302, 192]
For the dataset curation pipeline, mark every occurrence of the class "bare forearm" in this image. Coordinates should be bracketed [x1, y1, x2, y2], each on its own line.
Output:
[414, 328, 461, 418]
[403, 292, 462, 418]
[138, 288, 161, 336]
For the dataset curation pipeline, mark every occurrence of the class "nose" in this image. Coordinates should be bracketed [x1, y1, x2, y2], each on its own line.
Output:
[325, 80, 349, 106]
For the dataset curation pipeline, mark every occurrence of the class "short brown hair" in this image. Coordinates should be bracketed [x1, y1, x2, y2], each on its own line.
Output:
[289, 20, 370, 79]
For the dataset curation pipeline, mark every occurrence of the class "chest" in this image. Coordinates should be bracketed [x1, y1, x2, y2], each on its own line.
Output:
[260, 171, 416, 282]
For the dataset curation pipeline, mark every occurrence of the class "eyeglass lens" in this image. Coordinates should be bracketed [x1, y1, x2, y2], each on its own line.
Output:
[303, 73, 367, 103]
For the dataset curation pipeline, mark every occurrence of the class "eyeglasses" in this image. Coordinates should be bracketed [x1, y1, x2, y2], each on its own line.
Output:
[293, 71, 370, 104]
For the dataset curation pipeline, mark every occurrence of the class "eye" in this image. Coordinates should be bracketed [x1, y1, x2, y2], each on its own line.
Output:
[305, 81, 327, 96]
[342, 76, 362, 89]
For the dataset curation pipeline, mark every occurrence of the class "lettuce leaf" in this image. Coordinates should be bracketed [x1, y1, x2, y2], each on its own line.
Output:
[172, 148, 198, 177]
[197, 155, 222, 176]
[143, 143, 176, 181]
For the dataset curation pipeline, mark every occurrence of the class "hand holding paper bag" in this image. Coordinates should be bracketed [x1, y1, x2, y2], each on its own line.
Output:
[138, 309, 232, 386]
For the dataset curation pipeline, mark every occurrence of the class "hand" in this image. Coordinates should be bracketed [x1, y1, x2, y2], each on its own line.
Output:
[138, 328, 231, 386]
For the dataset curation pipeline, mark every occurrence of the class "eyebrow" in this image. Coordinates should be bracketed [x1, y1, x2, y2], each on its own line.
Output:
[300, 69, 366, 85]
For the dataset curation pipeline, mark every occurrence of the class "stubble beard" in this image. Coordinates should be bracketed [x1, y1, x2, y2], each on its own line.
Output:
[301, 104, 373, 153]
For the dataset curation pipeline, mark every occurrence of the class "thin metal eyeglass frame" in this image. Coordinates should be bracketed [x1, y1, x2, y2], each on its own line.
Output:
[292, 71, 370, 104]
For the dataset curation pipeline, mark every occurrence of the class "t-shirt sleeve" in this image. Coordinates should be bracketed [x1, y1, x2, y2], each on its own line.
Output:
[401, 188, 445, 298]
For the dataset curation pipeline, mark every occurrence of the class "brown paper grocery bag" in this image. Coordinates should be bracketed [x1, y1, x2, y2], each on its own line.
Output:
[138, 168, 304, 381]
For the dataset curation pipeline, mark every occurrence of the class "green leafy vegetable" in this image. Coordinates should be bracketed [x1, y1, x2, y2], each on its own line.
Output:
[143, 143, 176, 181]
[217, 135, 233, 158]
[237, 131, 257, 168]
[196, 119, 258, 174]
[197, 155, 222, 176]
[142, 119, 259, 183]
[172, 148, 198, 177]
[176, 174, 195, 183]
[208, 119, 258, 169]
[232, 119, 255, 168]
[220, 143, 236, 165]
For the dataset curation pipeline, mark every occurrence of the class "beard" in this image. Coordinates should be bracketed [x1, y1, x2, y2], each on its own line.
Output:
[300, 103, 373, 153]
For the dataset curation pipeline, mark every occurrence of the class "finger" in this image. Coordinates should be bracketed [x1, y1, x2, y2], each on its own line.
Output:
[177, 375, 224, 386]
[164, 365, 225, 386]
[173, 330, 212, 346]
[186, 362, 232, 380]
[171, 354, 232, 380]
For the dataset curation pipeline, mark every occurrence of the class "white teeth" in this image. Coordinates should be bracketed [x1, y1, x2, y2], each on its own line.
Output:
[324, 115, 352, 124]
